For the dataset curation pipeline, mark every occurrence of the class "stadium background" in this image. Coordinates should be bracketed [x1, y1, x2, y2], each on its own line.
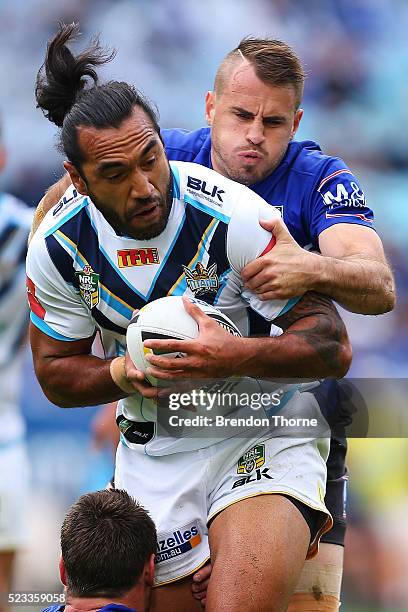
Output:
[1, 1, 407, 610]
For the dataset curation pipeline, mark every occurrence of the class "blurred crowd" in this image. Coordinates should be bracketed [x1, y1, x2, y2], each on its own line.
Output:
[0, 1, 407, 610]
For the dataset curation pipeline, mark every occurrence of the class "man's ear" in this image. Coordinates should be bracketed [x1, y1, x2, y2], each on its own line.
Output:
[291, 109, 303, 139]
[59, 555, 67, 586]
[205, 91, 216, 126]
[63, 161, 88, 196]
[145, 553, 155, 587]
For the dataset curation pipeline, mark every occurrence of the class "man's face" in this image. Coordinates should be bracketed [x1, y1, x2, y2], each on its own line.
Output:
[206, 63, 303, 185]
[65, 107, 172, 240]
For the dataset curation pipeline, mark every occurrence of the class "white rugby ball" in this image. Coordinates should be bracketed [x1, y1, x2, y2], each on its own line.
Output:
[126, 296, 241, 385]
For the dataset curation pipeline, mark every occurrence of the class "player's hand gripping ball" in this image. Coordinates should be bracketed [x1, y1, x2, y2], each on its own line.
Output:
[126, 296, 241, 385]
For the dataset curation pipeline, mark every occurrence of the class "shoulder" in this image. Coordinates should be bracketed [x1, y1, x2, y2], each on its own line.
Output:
[35, 185, 89, 239]
[27, 185, 89, 267]
[287, 140, 355, 181]
[171, 160, 260, 222]
[163, 127, 210, 161]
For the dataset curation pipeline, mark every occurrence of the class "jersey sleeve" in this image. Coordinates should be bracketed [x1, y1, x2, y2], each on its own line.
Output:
[227, 187, 299, 322]
[26, 232, 96, 341]
[309, 160, 375, 243]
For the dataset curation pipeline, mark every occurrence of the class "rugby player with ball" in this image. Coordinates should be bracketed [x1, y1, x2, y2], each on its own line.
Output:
[27, 25, 351, 612]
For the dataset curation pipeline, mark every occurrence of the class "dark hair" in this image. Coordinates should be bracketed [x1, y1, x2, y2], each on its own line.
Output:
[61, 489, 157, 598]
[215, 37, 305, 108]
[35, 23, 160, 169]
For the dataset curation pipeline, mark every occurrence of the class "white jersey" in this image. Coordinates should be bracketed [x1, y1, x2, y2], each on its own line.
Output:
[27, 161, 299, 454]
[0, 192, 33, 443]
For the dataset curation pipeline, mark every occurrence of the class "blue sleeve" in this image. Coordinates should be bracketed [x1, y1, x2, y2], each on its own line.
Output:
[162, 128, 210, 163]
[309, 160, 375, 243]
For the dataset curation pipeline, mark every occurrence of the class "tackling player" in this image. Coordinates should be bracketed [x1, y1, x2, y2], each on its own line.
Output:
[27, 25, 352, 612]
[43, 489, 156, 612]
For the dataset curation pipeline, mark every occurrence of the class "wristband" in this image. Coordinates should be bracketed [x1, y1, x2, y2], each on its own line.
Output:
[110, 357, 135, 394]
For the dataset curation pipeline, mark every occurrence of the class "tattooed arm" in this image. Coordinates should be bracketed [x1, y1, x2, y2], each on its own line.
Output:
[264, 291, 352, 377]
[225, 291, 352, 379]
[143, 293, 352, 380]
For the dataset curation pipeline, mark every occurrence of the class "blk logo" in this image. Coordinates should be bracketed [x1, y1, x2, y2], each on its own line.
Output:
[187, 176, 225, 202]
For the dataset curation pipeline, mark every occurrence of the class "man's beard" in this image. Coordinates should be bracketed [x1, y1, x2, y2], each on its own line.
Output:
[88, 178, 173, 241]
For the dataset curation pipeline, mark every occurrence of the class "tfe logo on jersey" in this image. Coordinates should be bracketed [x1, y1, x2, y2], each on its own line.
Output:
[117, 248, 160, 267]
[155, 522, 202, 565]
[187, 176, 225, 203]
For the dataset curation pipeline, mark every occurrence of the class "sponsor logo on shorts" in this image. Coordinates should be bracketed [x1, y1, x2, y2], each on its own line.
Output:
[117, 248, 160, 267]
[232, 467, 273, 489]
[237, 444, 265, 474]
[155, 522, 202, 565]
[75, 265, 100, 309]
[183, 262, 219, 296]
[273, 205, 283, 216]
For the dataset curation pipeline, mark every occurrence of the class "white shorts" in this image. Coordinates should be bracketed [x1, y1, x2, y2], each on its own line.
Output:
[115, 427, 332, 585]
[0, 441, 30, 550]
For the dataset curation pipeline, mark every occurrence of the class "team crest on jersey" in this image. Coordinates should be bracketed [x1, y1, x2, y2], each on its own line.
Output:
[237, 444, 265, 474]
[183, 262, 219, 296]
[75, 265, 100, 309]
[117, 248, 160, 267]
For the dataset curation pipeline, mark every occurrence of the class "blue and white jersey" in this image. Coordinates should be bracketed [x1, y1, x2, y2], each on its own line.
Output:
[163, 128, 375, 250]
[0, 193, 32, 443]
[26, 161, 296, 454]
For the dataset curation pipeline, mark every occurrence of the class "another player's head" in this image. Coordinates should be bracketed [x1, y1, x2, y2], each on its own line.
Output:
[60, 489, 156, 611]
[35, 23, 172, 240]
[206, 37, 305, 185]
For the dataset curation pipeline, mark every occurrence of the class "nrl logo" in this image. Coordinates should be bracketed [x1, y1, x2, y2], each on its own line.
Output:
[183, 262, 219, 296]
[237, 444, 265, 474]
[75, 264, 100, 309]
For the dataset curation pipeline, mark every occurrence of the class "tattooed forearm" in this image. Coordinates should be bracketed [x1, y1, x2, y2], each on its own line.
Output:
[275, 292, 350, 375]
[234, 292, 352, 379]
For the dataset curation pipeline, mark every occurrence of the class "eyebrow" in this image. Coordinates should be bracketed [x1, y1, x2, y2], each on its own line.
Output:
[231, 106, 286, 121]
[97, 138, 158, 173]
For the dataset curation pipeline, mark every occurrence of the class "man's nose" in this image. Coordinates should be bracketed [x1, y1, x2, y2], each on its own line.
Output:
[246, 120, 265, 146]
[130, 170, 154, 199]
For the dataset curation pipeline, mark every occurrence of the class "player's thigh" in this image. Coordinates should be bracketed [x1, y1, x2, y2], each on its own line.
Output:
[150, 575, 202, 612]
[207, 494, 310, 612]
[288, 542, 343, 611]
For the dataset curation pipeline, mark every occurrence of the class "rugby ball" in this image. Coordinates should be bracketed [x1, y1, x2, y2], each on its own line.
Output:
[126, 296, 241, 385]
